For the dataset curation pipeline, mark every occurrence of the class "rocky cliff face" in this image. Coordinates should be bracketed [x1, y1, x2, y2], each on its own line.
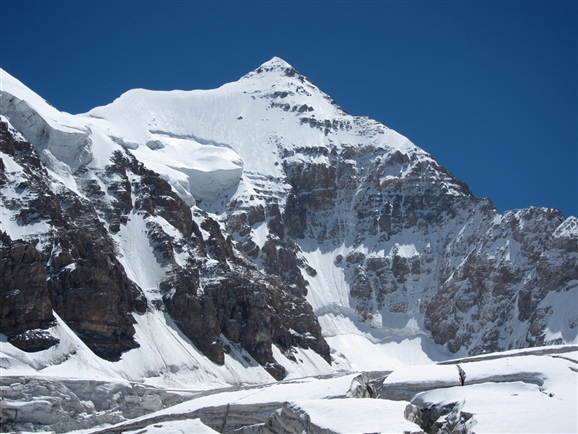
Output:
[0, 120, 143, 359]
[0, 116, 329, 378]
[0, 58, 576, 382]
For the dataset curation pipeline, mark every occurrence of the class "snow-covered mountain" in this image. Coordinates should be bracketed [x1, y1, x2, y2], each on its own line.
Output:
[1, 58, 577, 433]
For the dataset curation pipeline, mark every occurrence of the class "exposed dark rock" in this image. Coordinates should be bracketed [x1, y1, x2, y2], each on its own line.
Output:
[284, 161, 336, 214]
[405, 401, 476, 434]
[346, 373, 377, 398]
[0, 120, 143, 360]
[0, 232, 55, 346]
[145, 192, 331, 374]
[201, 216, 236, 263]
[275, 133, 577, 356]
[424, 206, 578, 354]
[46, 184, 143, 360]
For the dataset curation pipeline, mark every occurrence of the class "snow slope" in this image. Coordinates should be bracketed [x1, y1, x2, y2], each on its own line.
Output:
[61, 345, 576, 434]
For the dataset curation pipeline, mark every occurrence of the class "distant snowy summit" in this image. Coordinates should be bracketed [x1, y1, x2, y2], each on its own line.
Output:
[246, 56, 297, 75]
[0, 57, 577, 395]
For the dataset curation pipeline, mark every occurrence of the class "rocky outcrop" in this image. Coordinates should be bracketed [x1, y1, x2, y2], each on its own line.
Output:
[0, 120, 143, 360]
[0, 232, 57, 351]
[405, 401, 475, 434]
[0, 121, 57, 351]
[274, 129, 578, 355]
[46, 188, 144, 360]
[163, 232, 330, 376]
[426, 207, 578, 354]
[346, 373, 377, 398]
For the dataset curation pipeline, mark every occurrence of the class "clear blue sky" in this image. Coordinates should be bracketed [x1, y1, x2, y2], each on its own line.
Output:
[1, 1, 576, 217]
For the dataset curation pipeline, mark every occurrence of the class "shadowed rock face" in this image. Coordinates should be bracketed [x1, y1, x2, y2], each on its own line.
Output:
[424, 207, 578, 354]
[162, 209, 330, 376]
[47, 187, 145, 360]
[270, 136, 578, 355]
[0, 232, 57, 351]
[0, 122, 56, 351]
[0, 120, 142, 360]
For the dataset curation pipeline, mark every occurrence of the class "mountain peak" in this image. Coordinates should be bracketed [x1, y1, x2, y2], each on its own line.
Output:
[251, 56, 300, 78]
[258, 56, 294, 70]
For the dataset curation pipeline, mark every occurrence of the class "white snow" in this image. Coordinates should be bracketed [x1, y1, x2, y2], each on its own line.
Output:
[554, 215, 578, 238]
[131, 133, 244, 201]
[412, 351, 578, 433]
[329, 334, 455, 372]
[0, 312, 127, 381]
[114, 211, 166, 295]
[290, 398, 417, 433]
[116, 311, 276, 388]
[271, 345, 335, 379]
[300, 242, 458, 371]
[390, 243, 419, 258]
[0, 308, 277, 389]
[64, 346, 578, 434]
[538, 286, 578, 344]
[123, 419, 218, 433]
[251, 221, 270, 249]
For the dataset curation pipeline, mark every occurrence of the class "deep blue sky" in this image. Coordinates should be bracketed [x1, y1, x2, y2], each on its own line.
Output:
[1, 1, 576, 217]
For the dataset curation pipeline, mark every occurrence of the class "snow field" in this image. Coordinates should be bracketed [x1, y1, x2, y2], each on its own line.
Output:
[66, 347, 578, 434]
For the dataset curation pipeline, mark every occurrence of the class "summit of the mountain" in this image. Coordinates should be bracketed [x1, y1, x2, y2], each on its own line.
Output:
[242, 56, 304, 84]
[256, 56, 294, 70]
